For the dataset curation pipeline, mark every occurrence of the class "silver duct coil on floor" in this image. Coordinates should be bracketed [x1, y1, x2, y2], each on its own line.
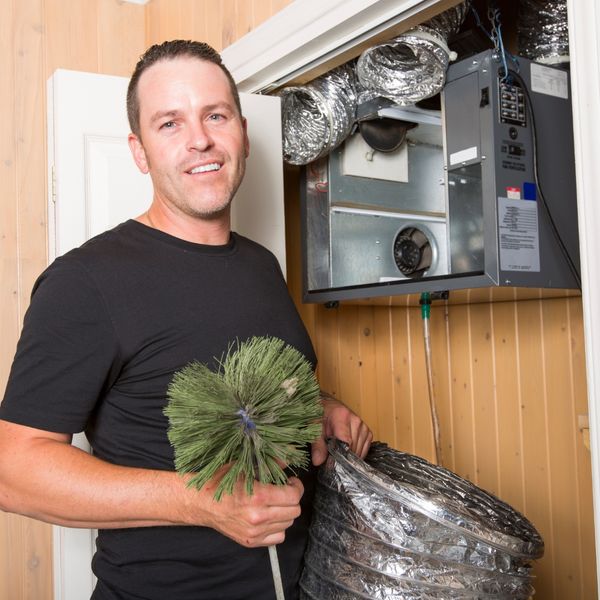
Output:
[355, 2, 470, 106]
[300, 440, 543, 599]
[278, 64, 358, 165]
[518, 0, 569, 64]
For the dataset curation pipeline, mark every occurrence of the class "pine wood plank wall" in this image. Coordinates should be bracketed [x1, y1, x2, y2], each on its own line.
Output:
[1, 1, 148, 597]
[0, 0, 595, 598]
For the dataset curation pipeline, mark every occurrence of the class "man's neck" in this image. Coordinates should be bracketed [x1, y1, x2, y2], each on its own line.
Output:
[136, 205, 231, 245]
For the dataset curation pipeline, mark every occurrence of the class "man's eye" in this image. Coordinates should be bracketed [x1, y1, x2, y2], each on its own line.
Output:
[208, 114, 224, 122]
[161, 121, 176, 129]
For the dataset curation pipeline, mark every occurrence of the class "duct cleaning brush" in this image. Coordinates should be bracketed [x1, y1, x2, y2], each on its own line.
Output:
[164, 336, 323, 600]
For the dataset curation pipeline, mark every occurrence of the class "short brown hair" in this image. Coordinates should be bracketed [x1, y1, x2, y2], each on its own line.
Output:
[126, 40, 242, 138]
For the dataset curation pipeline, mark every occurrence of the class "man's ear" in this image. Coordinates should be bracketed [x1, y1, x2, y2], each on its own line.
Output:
[242, 117, 250, 159]
[128, 133, 149, 174]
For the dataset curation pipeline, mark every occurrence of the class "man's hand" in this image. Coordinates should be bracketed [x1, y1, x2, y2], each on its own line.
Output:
[311, 393, 373, 466]
[192, 470, 305, 547]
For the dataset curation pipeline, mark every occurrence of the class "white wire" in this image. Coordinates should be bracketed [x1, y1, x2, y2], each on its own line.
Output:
[422, 312, 442, 466]
[269, 544, 286, 600]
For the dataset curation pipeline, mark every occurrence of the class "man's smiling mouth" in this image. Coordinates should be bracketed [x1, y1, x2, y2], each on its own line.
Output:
[188, 163, 221, 174]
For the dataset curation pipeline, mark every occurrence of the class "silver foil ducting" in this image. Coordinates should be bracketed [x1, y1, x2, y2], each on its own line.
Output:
[300, 440, 543, 599]
[425, 1, 471, 39]
[356, 2, 470, 106]
[279, 64, 358, 165]
[518, 0, 569, 64]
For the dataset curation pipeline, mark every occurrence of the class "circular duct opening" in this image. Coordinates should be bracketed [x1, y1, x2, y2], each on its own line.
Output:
[393, 225, 434, 277]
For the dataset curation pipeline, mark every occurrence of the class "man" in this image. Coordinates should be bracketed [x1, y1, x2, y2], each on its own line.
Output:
[0, 40, 372, 599]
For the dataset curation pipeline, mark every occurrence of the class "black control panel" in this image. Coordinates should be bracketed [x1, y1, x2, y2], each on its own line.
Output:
[499, 81, 526, 126]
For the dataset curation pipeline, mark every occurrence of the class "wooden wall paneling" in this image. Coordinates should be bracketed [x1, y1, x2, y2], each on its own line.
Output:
[174, 0, 210, 44]
[145, 0, 214, 48]
[313, 306, 340, 398]
[12, 2, 55, 593]
[270, 0, 295, 15]
[16, 0, 48, 318]
[515, 298, 555, 597]
[446, 288, 473, 305]
[0, 0, 17, 555]
[407, 307, 437, 462]
[97, 0, 146, 76]
[231, 0, 254, 47]
[219, 0, 237, 49]
[1, 515, 22, 599]
[568, 296, 597, 596]
[389, 307, 417, 454]
[356, 305, 379, 433]
[335, 305, 362, 416]
[469, 302, 500, 494]
[2, 510, 53, 600]
[490, 300, 526, 510]
[446, 304, 477, 481]
[0, 0, 19, 394]
[0, 505, 52, 597]
[251, 0, 279, 29]
[270, 0, 293, 17]
[0, 514, 9, 599]
[44, 0, 99, 74]
[145, 0, 181, 48]
[0, 1, 148, 597]
[22, 515, 52, 600]
[427, 300, 454, 469]
[488, 286, 517, 303]
[372, 306, 396, 446]
[543, 298, 585, 597]
[202, 0, 224, 51]
[251, 0, 291, 33]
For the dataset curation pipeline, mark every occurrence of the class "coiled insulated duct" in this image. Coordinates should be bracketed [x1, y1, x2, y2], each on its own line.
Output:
[518, 0, 569, 64]
[279, 63, 358, 165]
[355, 2, 470, 106]
[300, 440, 544, 599]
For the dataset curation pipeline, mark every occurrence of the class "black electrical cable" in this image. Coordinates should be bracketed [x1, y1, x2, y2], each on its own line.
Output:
[506, 67, 582, 290]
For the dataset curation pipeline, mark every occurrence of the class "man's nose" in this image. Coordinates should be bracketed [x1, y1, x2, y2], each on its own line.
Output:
[187, 121, 213, 151]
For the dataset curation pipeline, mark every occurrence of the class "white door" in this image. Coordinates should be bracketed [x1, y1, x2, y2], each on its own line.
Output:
[47, 68, 284, 600]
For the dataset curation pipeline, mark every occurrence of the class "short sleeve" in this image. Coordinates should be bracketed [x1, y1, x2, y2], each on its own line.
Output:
[0, 258, 121, 433]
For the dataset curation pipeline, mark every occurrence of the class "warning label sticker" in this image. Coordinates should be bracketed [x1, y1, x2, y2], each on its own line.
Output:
[498, 197, 540, 272]
[506, 187, 521, 199]
[530, 62, 569, 100]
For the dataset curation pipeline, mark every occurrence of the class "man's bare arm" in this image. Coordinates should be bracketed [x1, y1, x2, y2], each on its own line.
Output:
[0, 419, 303, 547]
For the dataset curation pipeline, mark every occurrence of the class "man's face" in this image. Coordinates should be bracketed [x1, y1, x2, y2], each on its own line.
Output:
[129, 57, 249, 221]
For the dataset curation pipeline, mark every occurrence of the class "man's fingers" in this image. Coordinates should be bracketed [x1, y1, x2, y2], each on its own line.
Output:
[349, 418, 373, 458]
[311, 436, 328, 466]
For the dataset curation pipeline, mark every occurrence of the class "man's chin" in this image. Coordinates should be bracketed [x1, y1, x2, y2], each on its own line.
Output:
[186, 199, 232, 221]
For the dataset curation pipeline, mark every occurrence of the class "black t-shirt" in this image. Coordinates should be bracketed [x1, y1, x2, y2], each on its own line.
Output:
[0, 220, 317, 599]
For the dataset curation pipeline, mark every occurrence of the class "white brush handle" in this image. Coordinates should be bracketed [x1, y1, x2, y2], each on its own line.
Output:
[268, 544, 285, 600]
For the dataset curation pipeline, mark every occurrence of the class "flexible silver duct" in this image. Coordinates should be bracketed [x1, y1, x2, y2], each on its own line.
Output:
[518, 0, 569, 64]
[278, 4, 469, 165]
[279, 64, 358, 165]
[300, 440, 543, 599]
[356, 2, 470, 106]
